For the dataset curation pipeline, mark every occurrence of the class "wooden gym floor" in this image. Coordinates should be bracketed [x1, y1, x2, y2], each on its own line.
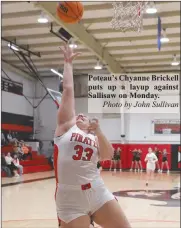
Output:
[2, 170, 180, 228]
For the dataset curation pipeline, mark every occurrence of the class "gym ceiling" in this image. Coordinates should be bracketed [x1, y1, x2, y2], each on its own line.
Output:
[1, 1, 180, 78]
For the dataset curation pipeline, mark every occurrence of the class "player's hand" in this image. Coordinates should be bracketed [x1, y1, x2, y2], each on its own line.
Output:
[88, 118, 101, 134]
[59, 43, 81, 63]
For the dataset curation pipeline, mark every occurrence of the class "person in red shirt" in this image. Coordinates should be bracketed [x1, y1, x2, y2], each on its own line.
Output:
[21, 142, 32, 160]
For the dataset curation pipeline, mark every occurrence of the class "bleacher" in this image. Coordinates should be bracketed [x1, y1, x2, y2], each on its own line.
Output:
[1, 145, 53, 177]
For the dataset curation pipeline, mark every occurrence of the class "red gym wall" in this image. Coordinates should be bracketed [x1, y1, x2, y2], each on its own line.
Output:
[1, 112, 33, 142]
[102, 143, 172, 170]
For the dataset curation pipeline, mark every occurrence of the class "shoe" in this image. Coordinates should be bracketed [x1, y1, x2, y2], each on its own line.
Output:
[134, 169, 137, 172]
[114, 169, 116, 173]
[119, 169, 122, 172]
[15, 173, 19, 177]
[158, 169, 161, 173]
[140, 169, 143, 172]
[160, 170, 162, 173]
[130, 169, 132, 171]
[167, 170, 170, 174]
[138, 169, 140, 172]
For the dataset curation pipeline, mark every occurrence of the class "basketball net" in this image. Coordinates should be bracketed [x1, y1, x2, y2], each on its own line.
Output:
[111, 1, 148, 32]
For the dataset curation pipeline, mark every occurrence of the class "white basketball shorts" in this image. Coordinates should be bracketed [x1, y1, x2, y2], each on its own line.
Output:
[55, 179, 115, 223]
[146, 162, 156, 171]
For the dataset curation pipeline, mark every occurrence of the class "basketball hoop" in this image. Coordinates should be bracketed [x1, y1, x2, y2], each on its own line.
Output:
[111, 1, 148, 32]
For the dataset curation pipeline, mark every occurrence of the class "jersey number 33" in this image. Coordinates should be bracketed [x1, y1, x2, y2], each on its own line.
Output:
[72, 145, 93, 161]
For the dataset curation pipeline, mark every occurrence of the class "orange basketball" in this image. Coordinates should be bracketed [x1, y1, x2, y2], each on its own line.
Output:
[57, 2, 84, 24]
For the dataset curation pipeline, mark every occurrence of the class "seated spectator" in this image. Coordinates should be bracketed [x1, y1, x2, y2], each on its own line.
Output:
[13, 154, 23, 176]
[1, 153, 12, 177]
[7, 131, 13, 142]
[7, 131, 18, 145]
[1, 132, 7, 146]
[14, 140, 19, 147]
[21, 142, 32, 160]
[13, 142, 24, 160]
[5, 152, 19, 177]
[12, 144, 19, 157]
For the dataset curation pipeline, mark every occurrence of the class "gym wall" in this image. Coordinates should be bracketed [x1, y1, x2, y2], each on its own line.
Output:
[126, 113, 180, 144]
[1, 112, 34, 141]
[1, 64, 35, 116]
[1, 64, 35, 140]
[75, 98, 180, 144]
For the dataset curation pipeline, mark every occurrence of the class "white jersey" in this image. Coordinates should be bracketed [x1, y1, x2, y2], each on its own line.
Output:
[54, 125, 101, 185]
[145, 152, 158, 164]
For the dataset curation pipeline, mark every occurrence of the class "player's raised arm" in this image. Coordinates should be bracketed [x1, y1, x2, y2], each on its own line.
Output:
[55, 44, 80, 136]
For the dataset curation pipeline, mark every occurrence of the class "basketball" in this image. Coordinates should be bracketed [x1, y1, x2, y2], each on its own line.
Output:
[56, 2, 84, 24]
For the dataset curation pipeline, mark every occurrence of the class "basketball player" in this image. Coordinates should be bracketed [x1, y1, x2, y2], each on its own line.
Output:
[160, 149, 170, 173]
[110, 147, 122, 172]
[135, 149, 143, 172]
[54, 44, 131, 228]
[145, 147, 158, 186]
[130, 149, 137, 171]
[153, 146, 161, 172]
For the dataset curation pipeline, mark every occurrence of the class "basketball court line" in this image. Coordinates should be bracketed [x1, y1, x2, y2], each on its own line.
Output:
[1, 176, 55, 187]
[2, 218, 180, 223]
